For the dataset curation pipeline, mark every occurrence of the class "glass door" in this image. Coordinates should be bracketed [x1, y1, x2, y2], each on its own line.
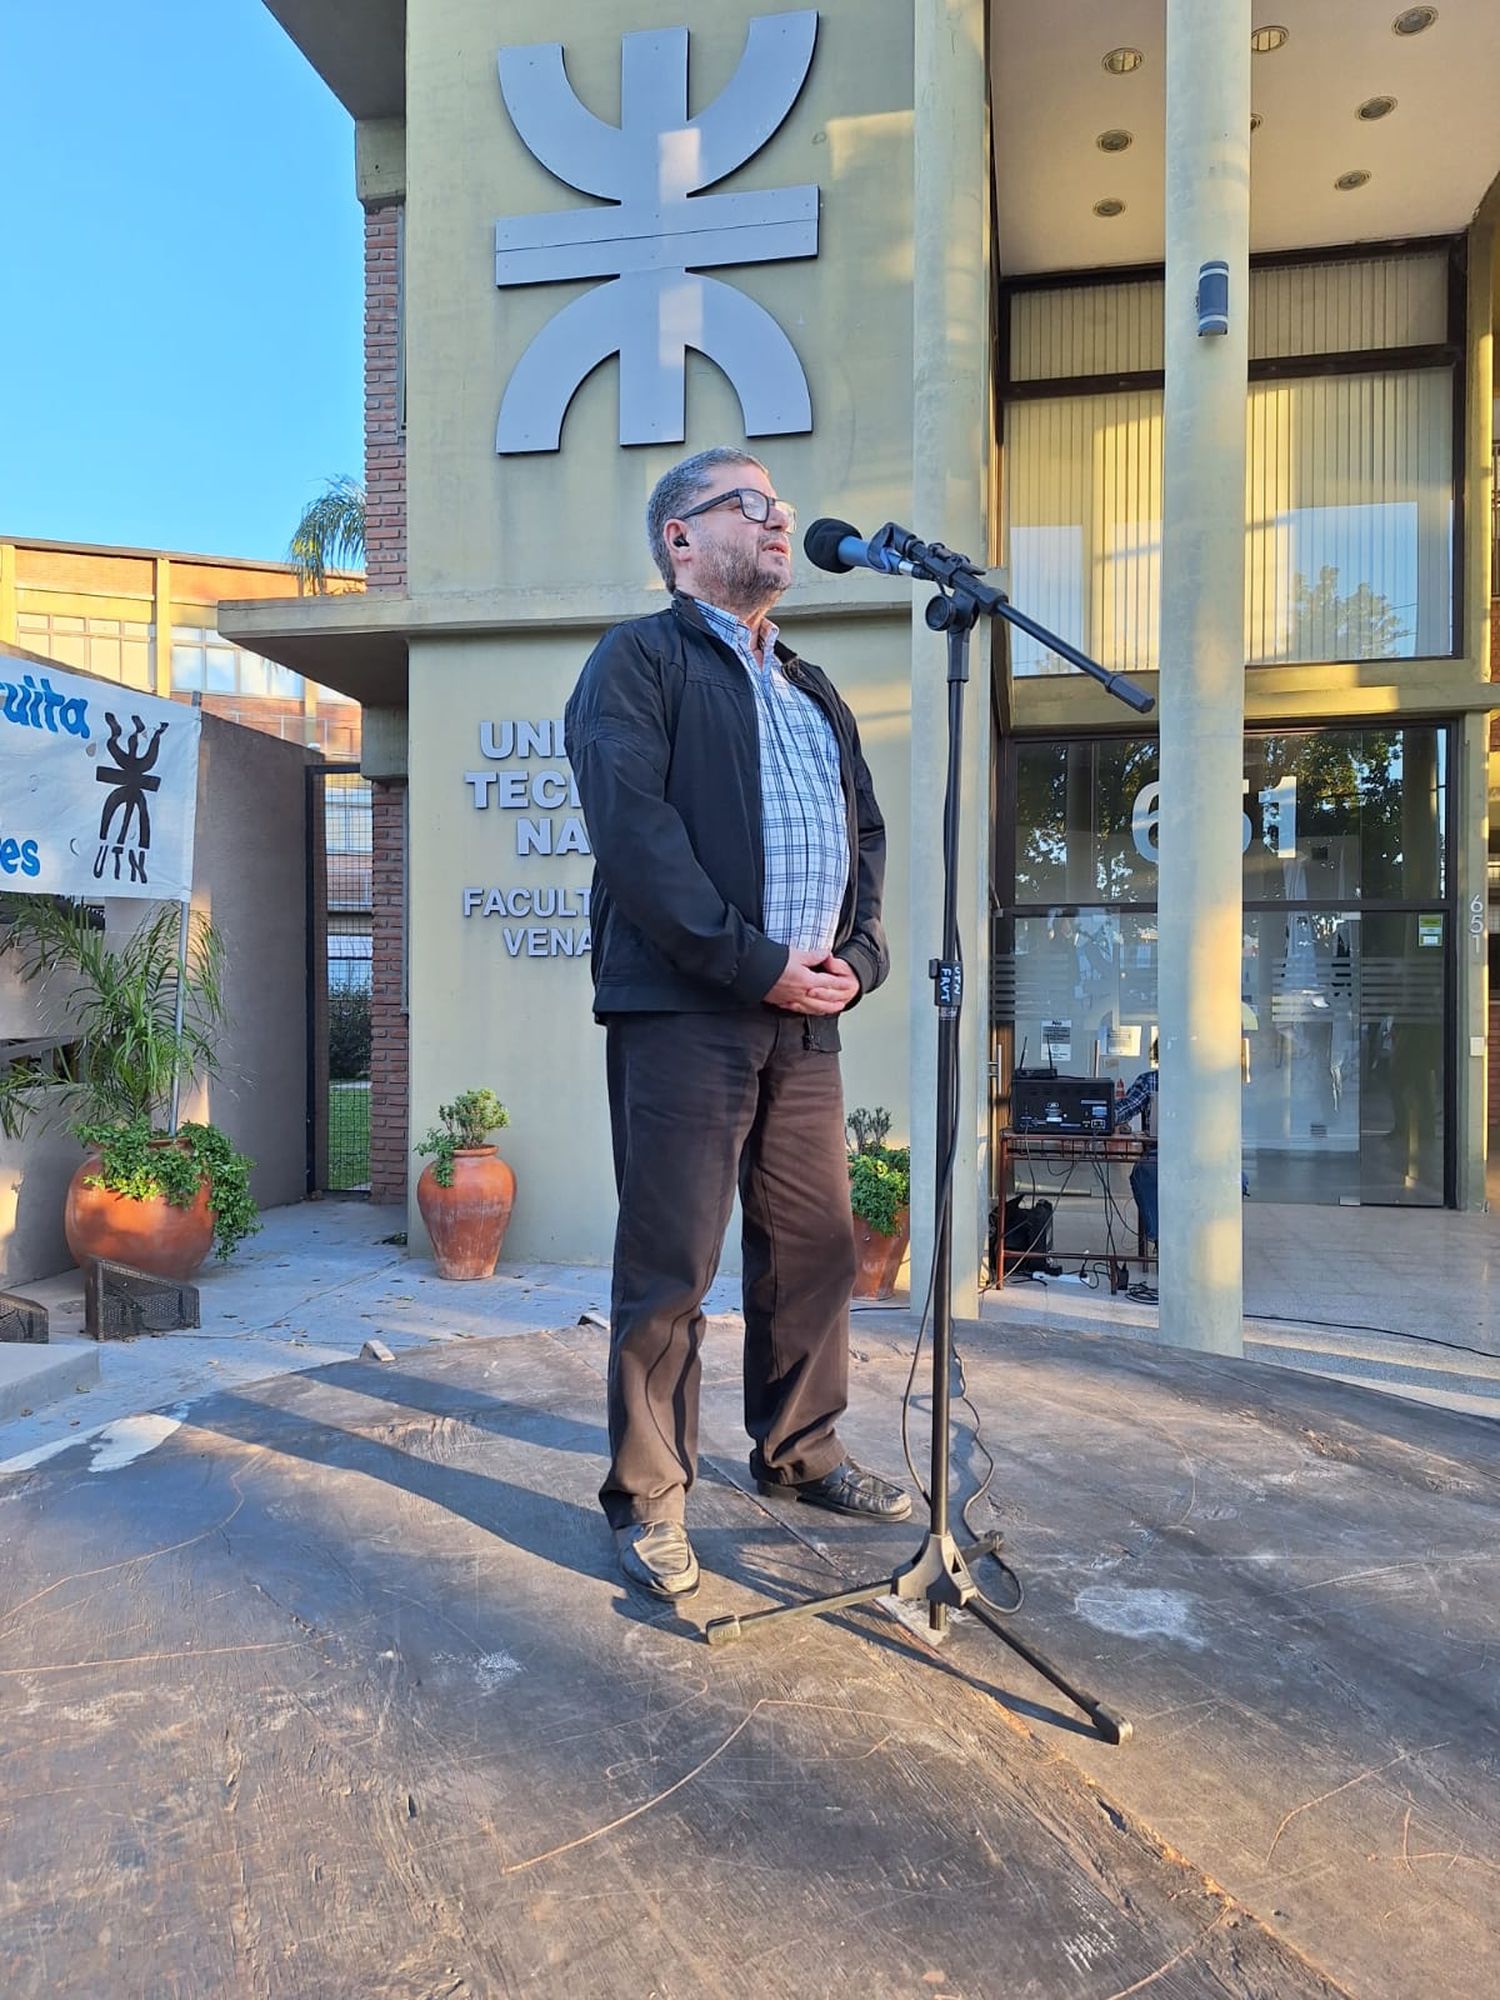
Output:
[1356, 911, 1445, 1205]
[1240, 908, 1445, 1205]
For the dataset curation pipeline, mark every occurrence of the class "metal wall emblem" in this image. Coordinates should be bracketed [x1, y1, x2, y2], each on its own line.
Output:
[493, 11, 819, 453]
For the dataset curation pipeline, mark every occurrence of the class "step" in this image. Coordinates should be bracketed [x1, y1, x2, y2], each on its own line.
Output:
[0, 1336, 100, 1424]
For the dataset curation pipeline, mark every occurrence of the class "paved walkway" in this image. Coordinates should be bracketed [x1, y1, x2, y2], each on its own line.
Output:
[983, 1166, 1500, 1420]
[4, 1170, 1498, 1460]
[0, 1200, 605, 1466]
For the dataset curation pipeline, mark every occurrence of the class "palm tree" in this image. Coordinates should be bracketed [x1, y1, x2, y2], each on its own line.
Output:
[288, 475, 366, 594]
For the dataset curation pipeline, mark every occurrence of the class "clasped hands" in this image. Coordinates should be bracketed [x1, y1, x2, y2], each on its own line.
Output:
[763, 948, 860, 1016]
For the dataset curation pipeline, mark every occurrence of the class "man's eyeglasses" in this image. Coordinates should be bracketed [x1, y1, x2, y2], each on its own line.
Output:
[677, 487, 797, 532]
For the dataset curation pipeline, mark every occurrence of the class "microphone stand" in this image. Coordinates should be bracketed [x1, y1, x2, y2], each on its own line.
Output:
[706, 528, 1153, 1746]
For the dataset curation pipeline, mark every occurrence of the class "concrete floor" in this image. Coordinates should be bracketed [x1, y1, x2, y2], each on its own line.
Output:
[5, 1305, 1497, 1998]
[2, 1199, 1499, 1996]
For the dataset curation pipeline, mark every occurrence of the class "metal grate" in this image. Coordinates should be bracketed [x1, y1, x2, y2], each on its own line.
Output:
[84, 1261, 199, 1340]
[315, 769, 373, 1193]
[0, 1291, 48, 1343]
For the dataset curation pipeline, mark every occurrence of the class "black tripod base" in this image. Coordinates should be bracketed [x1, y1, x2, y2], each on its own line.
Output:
[704, 1531, 1132, 1745]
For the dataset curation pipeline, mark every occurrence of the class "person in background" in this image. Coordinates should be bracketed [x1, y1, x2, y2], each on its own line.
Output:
[1116, 1040, 1159, 1247]
[1116, 1037, 1249, 1252]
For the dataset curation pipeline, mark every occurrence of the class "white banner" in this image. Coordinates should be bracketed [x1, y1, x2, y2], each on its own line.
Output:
[0, 654, 201, 901]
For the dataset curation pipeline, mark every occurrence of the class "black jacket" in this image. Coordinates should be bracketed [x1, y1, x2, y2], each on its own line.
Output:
[564, 594, 889, 1016]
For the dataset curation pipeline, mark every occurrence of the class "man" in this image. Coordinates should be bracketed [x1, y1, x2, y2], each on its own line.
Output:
[1115, 1043, 1159, 1248]
[564, 446, 911, 1601]
[1116, 1037, 1247, 1251]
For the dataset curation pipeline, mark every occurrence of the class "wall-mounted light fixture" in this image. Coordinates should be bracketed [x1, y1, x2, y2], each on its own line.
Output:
[1196, 260, 1229, 336]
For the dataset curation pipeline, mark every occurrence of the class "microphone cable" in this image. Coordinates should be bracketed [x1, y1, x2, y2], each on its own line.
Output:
[892, 899, 1022, 1617]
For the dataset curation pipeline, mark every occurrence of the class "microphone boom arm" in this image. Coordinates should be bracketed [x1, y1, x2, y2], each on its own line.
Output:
[867, 522, 1155, 715]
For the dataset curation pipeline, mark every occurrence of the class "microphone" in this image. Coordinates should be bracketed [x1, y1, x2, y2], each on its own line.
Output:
[803, 517, 920, 579]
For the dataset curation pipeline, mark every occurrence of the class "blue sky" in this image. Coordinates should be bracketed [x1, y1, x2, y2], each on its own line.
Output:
[0, 1, 363, 564]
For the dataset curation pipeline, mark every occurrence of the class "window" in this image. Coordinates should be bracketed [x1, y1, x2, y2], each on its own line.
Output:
[1001, 249, 1459, 674]
[171, 625, 302, 700]
[996, 723, 1452, 1207]
[15, 609, 152, 688]
[1012, 727, 1446, 907]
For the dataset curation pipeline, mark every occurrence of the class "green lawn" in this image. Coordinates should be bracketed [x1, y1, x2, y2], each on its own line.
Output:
[328, 1080, 371, 1191]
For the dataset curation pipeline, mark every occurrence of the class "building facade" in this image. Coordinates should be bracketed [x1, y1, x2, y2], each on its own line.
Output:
[0, 537, 363, 759]
[0, 539, 375, 1190]
[226, 0, 1500, 1348]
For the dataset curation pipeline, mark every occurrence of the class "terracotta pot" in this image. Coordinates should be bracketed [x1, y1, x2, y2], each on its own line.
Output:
[851, 1206, 909, 1300]
[65, 1149, 215, 1280]
[416, 1146, 516, 1280]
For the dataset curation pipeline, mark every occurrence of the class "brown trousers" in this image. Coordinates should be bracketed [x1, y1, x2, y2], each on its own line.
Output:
[599, 1008, 856, 1529]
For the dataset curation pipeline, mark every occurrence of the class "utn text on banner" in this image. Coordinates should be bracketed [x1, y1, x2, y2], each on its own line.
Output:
[0, 655, 201, 901]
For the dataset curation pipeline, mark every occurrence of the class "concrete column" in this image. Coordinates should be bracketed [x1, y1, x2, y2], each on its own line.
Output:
[153, 556, 173, 698]
[302, 673, 321, 751]
[908, 0, 990, 1317]
[1457, 210, 1495, 1210]
[1157, 1, 1250, 1353]
[1457, 710, 1490, 1208]
[0, 542, 16, 648]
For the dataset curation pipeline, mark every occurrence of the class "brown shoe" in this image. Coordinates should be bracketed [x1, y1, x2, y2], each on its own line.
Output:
[615, 1521, 701, 1599]
[756, 1458, 912, 1522]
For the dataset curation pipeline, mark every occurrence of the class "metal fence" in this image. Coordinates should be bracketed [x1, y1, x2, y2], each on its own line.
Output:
[309, 767, 372, 1193]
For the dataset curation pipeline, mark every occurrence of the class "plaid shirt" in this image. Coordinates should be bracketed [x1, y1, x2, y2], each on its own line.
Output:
[695, 600, 849, 954]
[1116, 1065, 1158, 1137]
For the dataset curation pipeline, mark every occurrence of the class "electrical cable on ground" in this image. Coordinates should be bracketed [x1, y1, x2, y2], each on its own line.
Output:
[1244, 1311, 1495, 1361]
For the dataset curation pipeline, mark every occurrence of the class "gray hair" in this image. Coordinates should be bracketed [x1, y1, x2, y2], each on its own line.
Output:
[645, 445, 768, 590]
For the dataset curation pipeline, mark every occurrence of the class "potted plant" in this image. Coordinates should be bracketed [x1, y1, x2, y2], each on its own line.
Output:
[0, 898, 260, 1277]
[846, 1106, 911, 1300]
[415, 1087, 514, 1280]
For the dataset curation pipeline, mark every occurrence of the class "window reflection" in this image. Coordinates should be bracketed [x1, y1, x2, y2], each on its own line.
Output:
[1004, 372, 1453, 671]
[1000, 724, 1450, 1206]
[1013, 727, 1445, 907]
[997, 907, 1445, 1206]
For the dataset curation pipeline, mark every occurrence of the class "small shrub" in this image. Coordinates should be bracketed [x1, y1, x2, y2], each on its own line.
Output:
[846, 1105, 893, 1155]
[417, 1087, 510, 1188]
[845, 1106, 910, 1235]
[76, 1115, 260, 1261]
[328, 985, 372, 1080]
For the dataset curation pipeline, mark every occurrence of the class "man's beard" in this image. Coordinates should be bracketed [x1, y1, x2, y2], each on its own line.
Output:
[694, 539, 789, 617]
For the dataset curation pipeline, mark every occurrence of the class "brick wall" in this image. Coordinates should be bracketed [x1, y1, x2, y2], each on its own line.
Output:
[365, 206, 407, 591]
[370, 780, 409, 1200]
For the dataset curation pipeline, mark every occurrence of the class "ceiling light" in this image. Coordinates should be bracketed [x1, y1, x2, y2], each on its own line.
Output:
[1250, 25, 1290, 53]
[1101, 48, 1143, 75]
[1093, 198, 1126, 218]
[1357, 95, 1398, 119]
[1334, 169, 1371, 191]
[1096, 129, 1133, 153]
[1250, 112, 1263, 132]
[1392, 7, 1438, 34]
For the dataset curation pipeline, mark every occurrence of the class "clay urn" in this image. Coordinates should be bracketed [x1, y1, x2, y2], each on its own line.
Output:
[65, 1149, 215, 1280]
[416, 1146, 517, 1280]
[851, 1207, 909, 1301]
